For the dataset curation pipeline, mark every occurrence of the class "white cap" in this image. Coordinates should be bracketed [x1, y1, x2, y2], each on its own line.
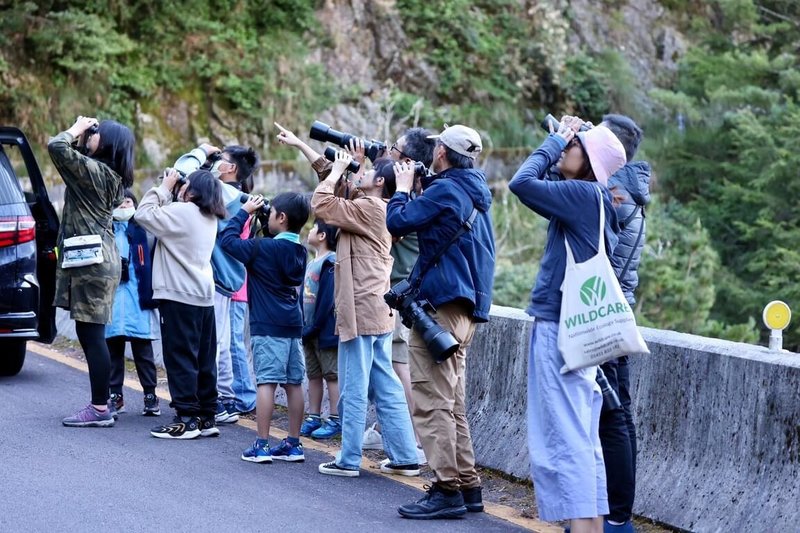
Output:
[428, 125, 483, 160]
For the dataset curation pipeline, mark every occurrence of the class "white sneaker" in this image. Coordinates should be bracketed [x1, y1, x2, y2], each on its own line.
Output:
[362, 423, 384, 450]
[416, 446, 427, 466]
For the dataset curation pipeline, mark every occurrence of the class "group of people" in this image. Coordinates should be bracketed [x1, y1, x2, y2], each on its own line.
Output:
[49, 110, 650, 531]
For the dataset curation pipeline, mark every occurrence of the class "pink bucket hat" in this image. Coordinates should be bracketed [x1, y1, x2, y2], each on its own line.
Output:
[576, 126, 626, 187]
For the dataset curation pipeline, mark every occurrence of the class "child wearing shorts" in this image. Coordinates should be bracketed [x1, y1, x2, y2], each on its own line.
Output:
[300, 218, 341, 439]
[219, 192, 310, 463]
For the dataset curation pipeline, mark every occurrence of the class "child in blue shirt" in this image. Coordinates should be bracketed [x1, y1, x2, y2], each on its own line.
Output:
[219, 192, 309, 463]
[299, 218, 340, 439]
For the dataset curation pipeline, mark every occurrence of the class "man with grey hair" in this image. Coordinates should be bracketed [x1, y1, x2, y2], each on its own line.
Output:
[387, 125, 496, 519]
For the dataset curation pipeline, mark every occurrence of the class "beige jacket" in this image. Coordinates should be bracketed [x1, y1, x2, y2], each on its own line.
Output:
[134, 185, 217, 307]
[311, 177, 394, 342]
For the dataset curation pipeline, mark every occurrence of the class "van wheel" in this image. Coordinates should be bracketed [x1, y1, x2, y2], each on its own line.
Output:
[0, 340, 26, 376]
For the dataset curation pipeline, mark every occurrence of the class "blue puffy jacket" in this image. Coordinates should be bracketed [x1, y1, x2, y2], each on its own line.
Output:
[607, 161, 651, 305]
[386, 167, 496, 322]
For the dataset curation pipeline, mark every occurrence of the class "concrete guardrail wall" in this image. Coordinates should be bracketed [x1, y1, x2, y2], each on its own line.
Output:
[56, 306, 800, 532]
[473, 306, 800, 533]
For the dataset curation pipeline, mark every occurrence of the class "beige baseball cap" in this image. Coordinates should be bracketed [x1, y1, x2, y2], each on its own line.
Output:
[427, 124, 483, 160]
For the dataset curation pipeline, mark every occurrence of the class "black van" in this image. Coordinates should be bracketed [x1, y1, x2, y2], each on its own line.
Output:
[0, 127, 59, 376]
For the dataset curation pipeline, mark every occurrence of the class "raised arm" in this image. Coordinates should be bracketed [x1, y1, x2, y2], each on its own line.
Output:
[219, 208, 258, 264]
[47, 116, 100, 191]
[310, 151, 376, 235]
[134, 172, 184, 240]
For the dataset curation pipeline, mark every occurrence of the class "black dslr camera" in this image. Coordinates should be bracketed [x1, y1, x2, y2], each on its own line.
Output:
[384, 280, 460, 364]
[310, 121, 386, 162]
[540, 114, 592, 133]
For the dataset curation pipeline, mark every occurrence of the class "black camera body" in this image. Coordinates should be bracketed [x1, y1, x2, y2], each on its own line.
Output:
[541, 114, 592, 134]
[310, 121, 386, 163]
[384, 279, 460, 364]
[323, 147, 361, 174]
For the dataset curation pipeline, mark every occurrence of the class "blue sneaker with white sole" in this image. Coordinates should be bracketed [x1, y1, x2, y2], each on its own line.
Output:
[300, 415, 322, 436]
[241, 439, 272, 463]
[311, 417, 342, 439]
[269, 438, 305, 462]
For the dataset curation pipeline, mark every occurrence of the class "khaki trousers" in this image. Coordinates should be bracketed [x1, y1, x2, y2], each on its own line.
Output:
[409, 302, 479, 491]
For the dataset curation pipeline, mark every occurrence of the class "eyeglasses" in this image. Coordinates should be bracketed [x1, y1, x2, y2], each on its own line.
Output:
[390, 143, 413, 160]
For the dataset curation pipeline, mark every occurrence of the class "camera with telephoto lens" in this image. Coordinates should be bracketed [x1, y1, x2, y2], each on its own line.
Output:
[310, 121, 387, 163]
[540, 114, 592, 134]
[323, 147, 360, 174]
[384, 279, 460, 364]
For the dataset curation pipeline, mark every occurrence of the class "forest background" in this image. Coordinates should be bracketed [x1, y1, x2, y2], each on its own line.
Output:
[1, 0, 798, 348]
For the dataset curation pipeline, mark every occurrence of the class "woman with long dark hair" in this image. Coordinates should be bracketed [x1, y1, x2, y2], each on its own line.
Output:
[509, 118, 627, 533]
[49, 116, 135, 428]
[135, 169, 226, 439]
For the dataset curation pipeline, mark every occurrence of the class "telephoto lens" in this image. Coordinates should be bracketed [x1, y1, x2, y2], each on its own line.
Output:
[323, 147, 360, 174]
[309, 121, 386, 162]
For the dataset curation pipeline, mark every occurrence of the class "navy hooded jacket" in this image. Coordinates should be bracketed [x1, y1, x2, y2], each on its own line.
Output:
[509, 135, 619, 322]
[386, 167, 496, 322]
[302, 254, 338, 349]
[607, 161, 651, 305]
[219, 209, 306, 338]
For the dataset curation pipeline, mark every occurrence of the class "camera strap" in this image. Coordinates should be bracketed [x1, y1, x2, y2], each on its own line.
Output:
[410, 206, 478, 291]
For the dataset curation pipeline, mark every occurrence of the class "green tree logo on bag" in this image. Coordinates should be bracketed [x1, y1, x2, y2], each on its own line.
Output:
[579, 276, 607, 306]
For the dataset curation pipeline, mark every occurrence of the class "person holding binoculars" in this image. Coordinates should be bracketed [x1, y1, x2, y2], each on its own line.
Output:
[311, 150, 420, 479]
[135, 168, 226, 439]
[509, 117, 627, 533]
[50, 116, 135, 428]
[386, 124, 496, 520]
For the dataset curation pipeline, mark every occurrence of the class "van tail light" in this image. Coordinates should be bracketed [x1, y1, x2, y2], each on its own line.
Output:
[0, 216, 36, 248]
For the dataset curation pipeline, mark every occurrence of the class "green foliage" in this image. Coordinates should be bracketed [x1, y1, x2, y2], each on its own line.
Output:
[0, 0, 329, 158]
[635, 198, 719, 332]
[644, 0, 800, 347]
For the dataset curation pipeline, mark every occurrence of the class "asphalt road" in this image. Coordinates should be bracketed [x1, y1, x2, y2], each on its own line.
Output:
[0, 351, 525, 533]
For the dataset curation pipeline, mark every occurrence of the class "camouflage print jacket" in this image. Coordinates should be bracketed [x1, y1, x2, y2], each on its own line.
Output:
[48, 131, 123, 324]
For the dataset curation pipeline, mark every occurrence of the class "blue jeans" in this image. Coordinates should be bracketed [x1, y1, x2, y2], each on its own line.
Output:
[337, 333, 417, 470]
[229, 300, 256, 412]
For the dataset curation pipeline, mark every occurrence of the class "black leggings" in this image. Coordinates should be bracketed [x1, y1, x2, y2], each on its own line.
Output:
[75, 321, 111, 406]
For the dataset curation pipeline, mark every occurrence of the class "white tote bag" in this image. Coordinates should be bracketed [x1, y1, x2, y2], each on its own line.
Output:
[557, 188, 649, 374]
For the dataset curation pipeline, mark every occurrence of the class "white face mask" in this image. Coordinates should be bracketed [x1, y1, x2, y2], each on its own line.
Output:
[113, 207, 135, 221]
[209, 159, 225, 179]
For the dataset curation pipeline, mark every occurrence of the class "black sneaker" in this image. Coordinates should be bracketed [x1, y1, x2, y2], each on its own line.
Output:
[150, 416, 200, 440]
[199, 416, 220, 437]
[461, 486, 484, 512]
[142, 393, 161, 416]
[380, 460, 420, 477]
[398, 484, 467, 519]
[109, 393, 125, 415]
[318, 461, 359, 477]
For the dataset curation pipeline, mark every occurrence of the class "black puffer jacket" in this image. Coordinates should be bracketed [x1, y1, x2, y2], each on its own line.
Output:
[608, 161, 651, 305]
